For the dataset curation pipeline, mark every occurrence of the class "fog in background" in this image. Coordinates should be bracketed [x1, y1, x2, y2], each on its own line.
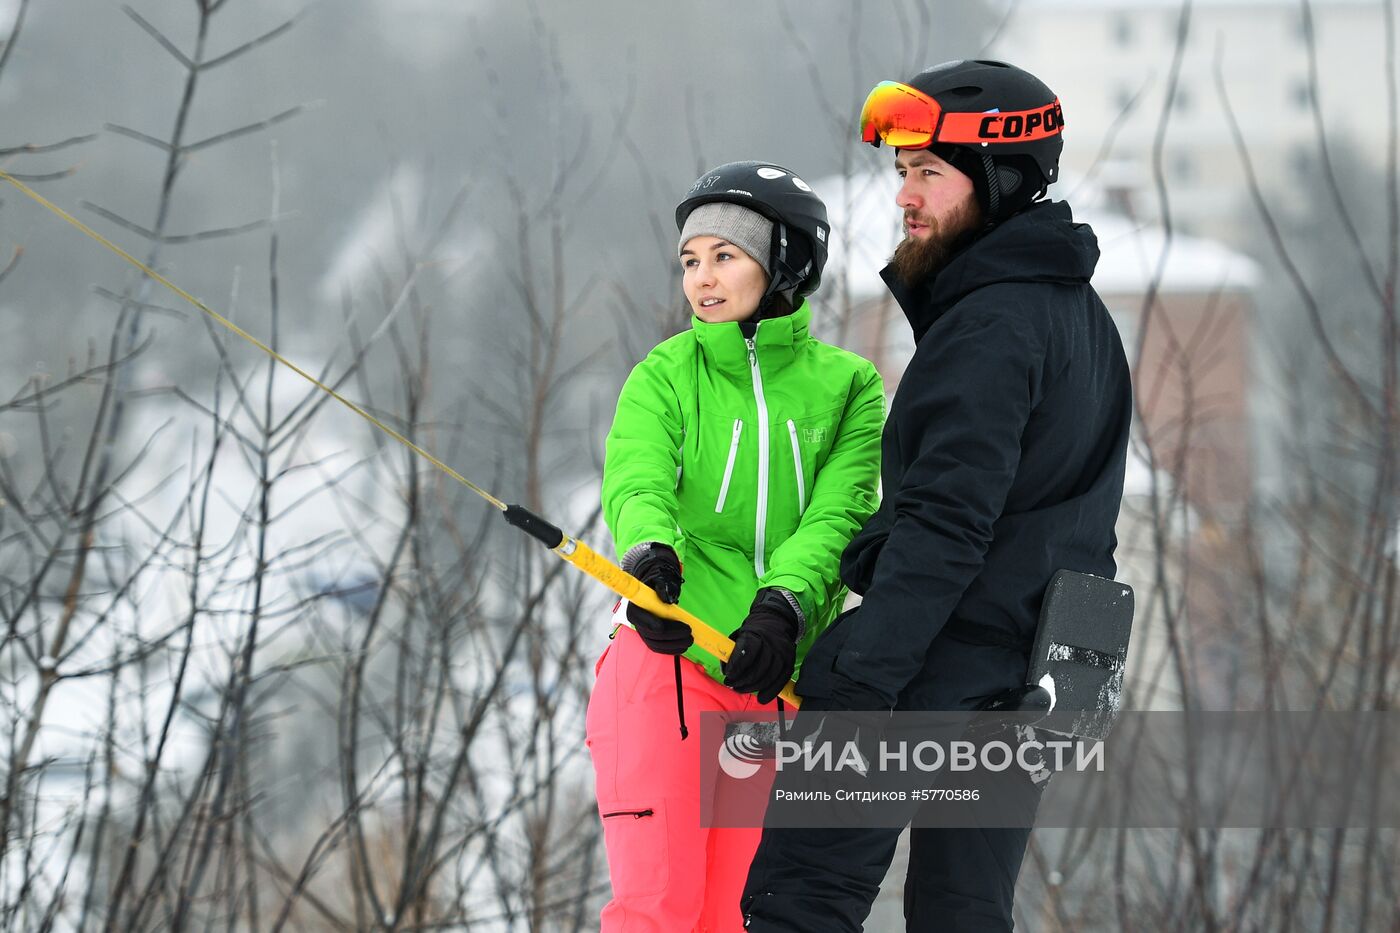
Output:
[4, 1, 1399, 929]
[0, 0, 991, 504]
[0, 3, 1010, 929]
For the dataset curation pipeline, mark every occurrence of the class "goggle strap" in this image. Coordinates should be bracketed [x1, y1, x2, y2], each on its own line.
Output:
[936, 102, 1063, 145]
[932, 109, 949, 147]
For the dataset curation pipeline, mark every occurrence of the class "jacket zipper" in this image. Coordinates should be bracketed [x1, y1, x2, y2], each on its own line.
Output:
[746, 335, 770, 577]
[714, 419, 743, 513]
[600, 808, 655, 819]
[787, 420, 805, 514]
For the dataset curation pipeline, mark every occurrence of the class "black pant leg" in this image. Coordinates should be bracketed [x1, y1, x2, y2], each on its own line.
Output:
[741, 825, 901, 932]
[902, 824, 1032, 931]
[903, 749, 1043, 933]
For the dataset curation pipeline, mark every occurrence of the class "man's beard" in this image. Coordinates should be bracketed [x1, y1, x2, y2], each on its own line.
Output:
[890, 199, 985, 286]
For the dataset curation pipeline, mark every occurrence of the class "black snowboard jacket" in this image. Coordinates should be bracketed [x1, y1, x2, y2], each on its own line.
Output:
[815, 199, 1132, 709]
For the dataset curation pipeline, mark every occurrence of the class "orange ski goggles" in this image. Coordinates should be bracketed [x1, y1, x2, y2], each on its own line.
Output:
[859, 80, 1065, 149]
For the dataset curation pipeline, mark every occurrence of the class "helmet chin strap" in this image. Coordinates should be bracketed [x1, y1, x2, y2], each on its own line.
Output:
[748, 220, 810, 322]
[764, 220, 793, 302]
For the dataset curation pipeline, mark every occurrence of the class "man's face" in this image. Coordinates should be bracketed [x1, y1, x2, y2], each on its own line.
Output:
[890, 148, 983, 285]
[894, 148, 978, 241]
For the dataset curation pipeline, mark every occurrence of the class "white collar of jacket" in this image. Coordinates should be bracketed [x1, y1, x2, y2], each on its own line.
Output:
[691, 300, 810, 380]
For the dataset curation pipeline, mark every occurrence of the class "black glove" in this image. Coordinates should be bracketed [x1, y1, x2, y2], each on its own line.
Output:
[624, 543, 693, 655]
[723, 588, 801, 703]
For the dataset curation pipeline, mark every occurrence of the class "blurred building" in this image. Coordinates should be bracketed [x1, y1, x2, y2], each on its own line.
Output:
[989, 0, 1389, 242]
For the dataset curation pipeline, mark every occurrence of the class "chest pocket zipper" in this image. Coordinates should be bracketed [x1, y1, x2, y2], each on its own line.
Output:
[787, 420, 806, 514]
[715, 419, 743, 513]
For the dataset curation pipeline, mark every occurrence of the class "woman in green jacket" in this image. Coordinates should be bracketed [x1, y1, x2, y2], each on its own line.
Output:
[586, 162, 883, 932]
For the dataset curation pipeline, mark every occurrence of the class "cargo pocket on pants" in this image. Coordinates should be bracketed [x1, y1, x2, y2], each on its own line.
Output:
[600, 800, 670, 898]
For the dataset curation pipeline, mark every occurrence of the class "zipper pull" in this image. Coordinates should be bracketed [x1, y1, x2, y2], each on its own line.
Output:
[746, 336, 756, 368]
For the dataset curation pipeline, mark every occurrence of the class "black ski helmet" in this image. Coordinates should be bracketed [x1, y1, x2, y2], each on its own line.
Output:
[675, 161, 830, 302]
[862, 60, 1064, 223]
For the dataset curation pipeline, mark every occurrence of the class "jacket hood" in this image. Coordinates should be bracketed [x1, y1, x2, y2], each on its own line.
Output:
[881, 200, 1100, 342]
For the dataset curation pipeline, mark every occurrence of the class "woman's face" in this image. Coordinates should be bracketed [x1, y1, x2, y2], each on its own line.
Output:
[680, 236, 769, 324]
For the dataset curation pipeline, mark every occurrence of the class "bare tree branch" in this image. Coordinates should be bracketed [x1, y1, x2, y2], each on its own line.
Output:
[0, 0, 30, 92]
[80, 201, 274, 244]
[202, 11, 304, 72]
[122, 4, 195, 72]
[183, 104, 311, 154]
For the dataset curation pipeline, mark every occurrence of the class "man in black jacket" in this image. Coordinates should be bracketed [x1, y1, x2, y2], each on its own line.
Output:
[741, 60, 1133, 931]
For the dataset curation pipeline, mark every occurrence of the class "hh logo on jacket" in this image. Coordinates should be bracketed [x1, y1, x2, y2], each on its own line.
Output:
[802, 427, 829, 445]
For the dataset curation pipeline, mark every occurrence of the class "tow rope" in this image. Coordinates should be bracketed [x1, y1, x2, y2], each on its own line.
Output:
[0, 168, 801, 708]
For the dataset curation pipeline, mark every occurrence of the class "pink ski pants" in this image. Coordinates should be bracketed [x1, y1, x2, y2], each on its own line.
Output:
[586, 619, 776, 933]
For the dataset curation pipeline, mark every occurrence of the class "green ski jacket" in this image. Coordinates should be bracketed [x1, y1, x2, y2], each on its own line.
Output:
[602, 301, 884, 686]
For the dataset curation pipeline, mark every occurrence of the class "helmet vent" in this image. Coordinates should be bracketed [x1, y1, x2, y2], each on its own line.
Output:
[947, 85, 984, 98]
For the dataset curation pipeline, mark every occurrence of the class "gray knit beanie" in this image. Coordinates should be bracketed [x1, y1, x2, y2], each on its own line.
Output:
[677, 202, 773, 276]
